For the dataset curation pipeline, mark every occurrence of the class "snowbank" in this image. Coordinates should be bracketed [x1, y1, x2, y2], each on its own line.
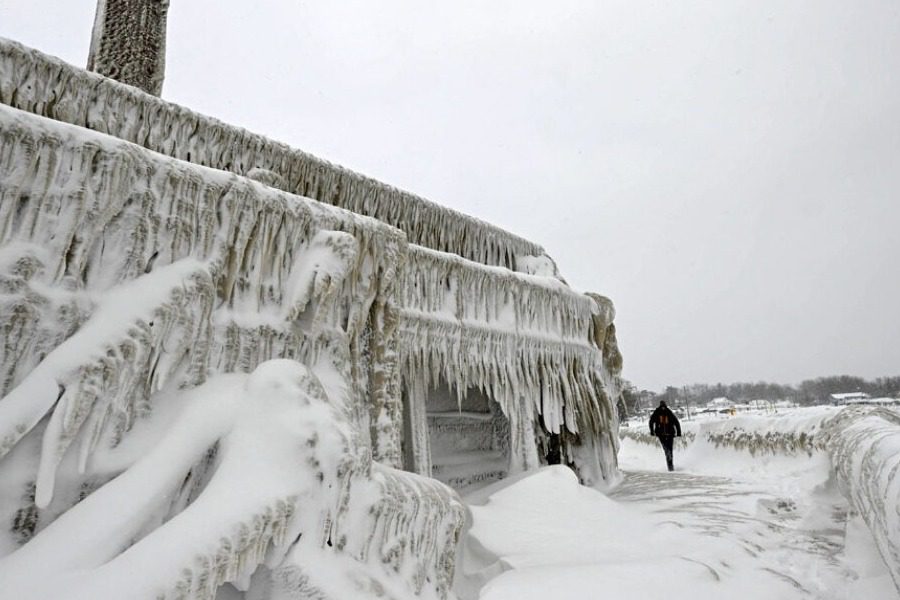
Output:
[644, 406, 900, 595]
[0, 360, 464, 600]
[823, 406, 900, 593]
[456, 466, 825, 600]
[700, 407, 838, 456]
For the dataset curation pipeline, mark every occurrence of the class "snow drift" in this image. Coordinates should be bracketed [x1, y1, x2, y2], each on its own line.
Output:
[634, 407, 900, 594]
[0, 360, 464, 600]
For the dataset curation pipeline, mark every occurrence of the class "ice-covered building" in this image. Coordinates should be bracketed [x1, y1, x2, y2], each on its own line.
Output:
[0, 6, 622, 599]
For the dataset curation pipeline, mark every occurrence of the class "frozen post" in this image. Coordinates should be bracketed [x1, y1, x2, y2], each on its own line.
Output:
[87, 0, 170, 95]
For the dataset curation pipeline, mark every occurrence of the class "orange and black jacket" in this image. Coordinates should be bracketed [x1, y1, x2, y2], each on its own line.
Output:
[649, 406, 682, 437]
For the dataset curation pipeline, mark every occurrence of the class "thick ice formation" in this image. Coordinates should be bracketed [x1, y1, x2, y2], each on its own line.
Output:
[0, 38, 542, 269]
[823, 406, 900, 593]
[87, 0, 170, 95]
[396, 246, 620, 485]
[0, 40, 623, 460]
[0, 100, 408, 459]
[0, 103, 464, 598]
[0, 36, 623, 599]
[0, 360, 463, 600]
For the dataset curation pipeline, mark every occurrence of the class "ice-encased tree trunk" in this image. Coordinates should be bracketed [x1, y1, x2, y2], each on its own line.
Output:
[87, 0, 169, 95]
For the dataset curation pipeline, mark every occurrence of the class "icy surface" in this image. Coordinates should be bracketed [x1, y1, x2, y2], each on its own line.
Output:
[457, 465, 827, 600]
[0, 103, 463, 598]
[459, 421, 899, 600]
[0, 37, 542, 268]
[87, 0, 169, 95]
[0, 37, 626, 598]
[686, 403, 900, 589]
[619, 407, 900, 597]
[0, 360, 464, 600]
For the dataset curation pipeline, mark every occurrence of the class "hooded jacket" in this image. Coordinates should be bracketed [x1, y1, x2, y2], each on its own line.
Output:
[649, 404, 682, 437]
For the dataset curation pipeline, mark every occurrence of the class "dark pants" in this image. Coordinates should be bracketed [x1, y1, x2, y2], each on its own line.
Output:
[658, 435, 675, 471]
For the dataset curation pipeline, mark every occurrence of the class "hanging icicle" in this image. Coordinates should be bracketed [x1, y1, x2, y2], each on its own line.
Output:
[0, 38, 542, 269]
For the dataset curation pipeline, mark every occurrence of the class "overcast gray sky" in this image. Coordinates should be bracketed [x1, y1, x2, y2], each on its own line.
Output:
[2, 0, 898, 391]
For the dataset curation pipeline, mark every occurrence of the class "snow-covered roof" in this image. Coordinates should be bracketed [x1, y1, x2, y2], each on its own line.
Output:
[830, 392, 870, 400]
[841, 397, 899, 405]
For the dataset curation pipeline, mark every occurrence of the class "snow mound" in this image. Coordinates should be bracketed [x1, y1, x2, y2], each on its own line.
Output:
[0, 360, 464, 600]
[457, 465, 821, 600]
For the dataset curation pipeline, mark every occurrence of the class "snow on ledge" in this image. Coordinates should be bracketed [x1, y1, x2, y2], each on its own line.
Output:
[0, 37, 543, 268]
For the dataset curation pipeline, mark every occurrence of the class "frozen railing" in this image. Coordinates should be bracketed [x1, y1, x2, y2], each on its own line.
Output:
[399, 245, 594, 342]
[396, 245, 618, 480]
[0, 100, 465, 599]
[0, 103, 407, 470]
[823, 406, 900, 594]
[0, 38, 543, 269]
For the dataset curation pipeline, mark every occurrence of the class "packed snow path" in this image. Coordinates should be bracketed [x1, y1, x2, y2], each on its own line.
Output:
[456, 435, 897, 600]
[610, 465, 848, 598]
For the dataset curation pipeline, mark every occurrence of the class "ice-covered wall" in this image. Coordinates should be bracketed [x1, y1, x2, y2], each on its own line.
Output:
[0, 35, 625, 597]
[0, 102, 407, 464]
[0, 103, 465, 598]
[397, 246, 621, 485]
[0, 38, 542, 269]
[822, 406, 900, 594]
[0, 38, 623, 483]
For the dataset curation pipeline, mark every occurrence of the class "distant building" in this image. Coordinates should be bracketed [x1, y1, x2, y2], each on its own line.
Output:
[830, 392, 870, 405]
[867, 398, 900, 406]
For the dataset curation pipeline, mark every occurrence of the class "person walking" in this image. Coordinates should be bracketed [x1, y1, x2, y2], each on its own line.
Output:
[649, 401, 682, 471]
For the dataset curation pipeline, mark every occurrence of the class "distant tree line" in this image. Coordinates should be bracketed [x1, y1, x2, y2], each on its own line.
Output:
[619, 375, 900, 417]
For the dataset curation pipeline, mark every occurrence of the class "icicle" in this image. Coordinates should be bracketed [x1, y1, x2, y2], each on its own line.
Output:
[0, 38, 543, 269]
[0, 36, 628, 596]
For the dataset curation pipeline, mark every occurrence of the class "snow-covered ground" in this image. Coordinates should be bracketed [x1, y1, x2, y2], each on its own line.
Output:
[457, 409, 899, 600]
